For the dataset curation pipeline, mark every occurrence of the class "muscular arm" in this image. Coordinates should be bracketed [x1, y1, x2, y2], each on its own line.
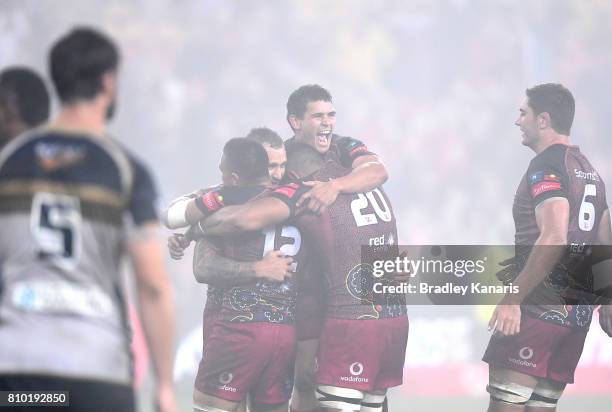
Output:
[505, 197, 569, 304]
[200, 196, 291, 235]
[297, 155, 388, 212]
[128, 224, 176, 402]
[490, 197, 569, 335]
[334, 154, 389, 193]
[193, 237, 259, 287]
[162, 189, 206, 229]
[193, 236, 293, 287]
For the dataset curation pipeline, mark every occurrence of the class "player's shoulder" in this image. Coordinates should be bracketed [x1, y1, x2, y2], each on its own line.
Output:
[220, 185, 268, 204]
[1, 128, 137, 189]
[527, 144, 569, 181]
[270, 182, 303, 199]
[330, 134, 364, 148]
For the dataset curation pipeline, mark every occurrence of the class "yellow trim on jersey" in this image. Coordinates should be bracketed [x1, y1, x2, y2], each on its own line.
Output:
[0, 179, 126, 208]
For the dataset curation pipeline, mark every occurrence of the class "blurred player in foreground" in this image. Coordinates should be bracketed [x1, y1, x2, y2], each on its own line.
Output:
[0, 66, 50, 149]
[484, 83, 612, 412]
[0, 27, 176, 412]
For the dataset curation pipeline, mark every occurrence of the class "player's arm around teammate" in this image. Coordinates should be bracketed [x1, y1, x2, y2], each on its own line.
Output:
[192, 237, 294, 286]
[296, 152, 388, 214]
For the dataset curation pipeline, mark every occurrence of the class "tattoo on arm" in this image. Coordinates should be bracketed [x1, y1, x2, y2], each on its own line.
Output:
[192, 238, 258, 287]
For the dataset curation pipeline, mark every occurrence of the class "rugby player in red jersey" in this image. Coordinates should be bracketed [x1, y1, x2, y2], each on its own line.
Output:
[186, 137, 303, 412]
[284, 85, 388, 216]
[484, 84, 611, 412]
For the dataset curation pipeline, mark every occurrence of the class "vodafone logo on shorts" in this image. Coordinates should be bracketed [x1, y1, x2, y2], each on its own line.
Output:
[218, 372, 237, 392]
[350, 362, 364, 376]
[508, 347, 537, 368]
[340, 362, 368, 383]
[519, 347, 534, 360]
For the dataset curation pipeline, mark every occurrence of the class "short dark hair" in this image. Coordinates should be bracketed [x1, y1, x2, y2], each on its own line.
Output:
[286, 84, 332, 120]
[285, 142, 325, 179]
[50, 27, 119, 103]
[245, 127, 284, 149]
[223, 137, 269, 183]
[526, 83, 575, 135]
[0, 66, 50, 127]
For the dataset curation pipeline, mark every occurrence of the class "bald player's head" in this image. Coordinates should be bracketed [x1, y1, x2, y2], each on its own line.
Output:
[285, 142, 325, 181]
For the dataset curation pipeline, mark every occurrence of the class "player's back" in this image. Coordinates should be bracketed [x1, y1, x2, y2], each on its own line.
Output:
[0, 128, 156, 383]
[216, 186, 309, 324]
[300, 161, 405, 320]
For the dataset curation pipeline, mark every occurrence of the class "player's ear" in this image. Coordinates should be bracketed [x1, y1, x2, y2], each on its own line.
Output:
[288, 114, 301, 131]
[101, 71, 117, 100]
[538, 112, 551, 129]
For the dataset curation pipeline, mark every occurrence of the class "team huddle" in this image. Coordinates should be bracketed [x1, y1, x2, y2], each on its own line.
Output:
[164, 83, 612, 412]
[165, 85, 408, 412]
[0, 25, 611, 412]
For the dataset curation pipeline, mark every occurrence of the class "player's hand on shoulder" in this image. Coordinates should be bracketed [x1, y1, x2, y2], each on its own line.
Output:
[167, 233, 191, 260]
[254, 250, 294, 282]
[296, 180, 340, 214]
[488, 300, 521, 336]
[599, 305, 612, 337]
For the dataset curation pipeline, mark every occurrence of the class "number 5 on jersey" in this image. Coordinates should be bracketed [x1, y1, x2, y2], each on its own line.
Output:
[31, 192, 82, 270]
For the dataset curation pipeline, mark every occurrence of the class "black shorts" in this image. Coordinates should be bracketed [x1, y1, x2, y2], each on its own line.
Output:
[0, 374, 135, 411]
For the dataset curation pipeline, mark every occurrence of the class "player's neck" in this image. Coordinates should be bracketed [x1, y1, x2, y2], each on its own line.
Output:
[239, 177, 270, 187]
[532, 132, 570, 155]
[52, 100, 108, 138]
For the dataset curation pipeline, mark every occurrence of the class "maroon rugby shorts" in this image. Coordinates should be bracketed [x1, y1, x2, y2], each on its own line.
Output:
[315, 316, 408, 391]
[483, 313, 588, 384]
[196, 321, 296, 404]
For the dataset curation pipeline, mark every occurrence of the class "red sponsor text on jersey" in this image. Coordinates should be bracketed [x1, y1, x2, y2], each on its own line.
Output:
[531, 181, 561, 198]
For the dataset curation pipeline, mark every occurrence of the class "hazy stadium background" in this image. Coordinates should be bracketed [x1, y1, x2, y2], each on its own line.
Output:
[1, 1, 611, 410]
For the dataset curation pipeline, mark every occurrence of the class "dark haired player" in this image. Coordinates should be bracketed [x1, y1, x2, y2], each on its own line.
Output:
[0, 28, 176, 412]
[196, 143, 408, 412]
[284, 84, 388, 215]
[189, 137, 310, 412]
[484, 83, 612, 412]
[0, 66, 50, 149]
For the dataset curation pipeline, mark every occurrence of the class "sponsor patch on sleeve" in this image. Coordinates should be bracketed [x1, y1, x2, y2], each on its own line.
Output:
[349, 145, 369, 158]
[273, 183, 299, 199]
[531, 181, 562, 198]
[529, 171, 544, 184]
